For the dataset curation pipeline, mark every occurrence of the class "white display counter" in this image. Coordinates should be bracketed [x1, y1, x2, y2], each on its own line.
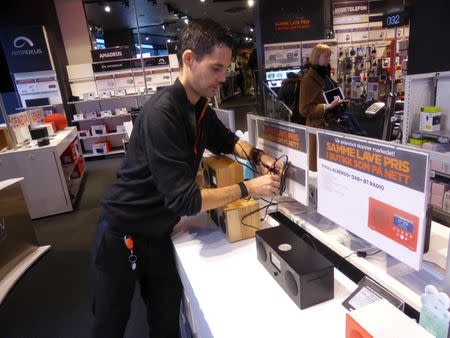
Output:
[0, 178, 50, 304]
[172, 213, 356, 338]
[0, 127, 85, 219]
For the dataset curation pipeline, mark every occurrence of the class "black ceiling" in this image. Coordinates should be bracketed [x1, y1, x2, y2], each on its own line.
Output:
[84, 0, 255, 42]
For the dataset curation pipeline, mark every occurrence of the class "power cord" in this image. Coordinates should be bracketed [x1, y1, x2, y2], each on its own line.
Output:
[301, 233, 318, 251]
[337, 249, 382, 269]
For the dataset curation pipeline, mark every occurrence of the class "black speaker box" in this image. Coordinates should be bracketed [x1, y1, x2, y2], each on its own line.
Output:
[256, 226, 334, 309]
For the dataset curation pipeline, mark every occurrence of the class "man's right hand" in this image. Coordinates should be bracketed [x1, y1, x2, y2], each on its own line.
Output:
[245, 174, 281, 198]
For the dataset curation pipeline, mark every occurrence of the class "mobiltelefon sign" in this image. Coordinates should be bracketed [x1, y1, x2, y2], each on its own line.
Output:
[0, 26, 52, 73]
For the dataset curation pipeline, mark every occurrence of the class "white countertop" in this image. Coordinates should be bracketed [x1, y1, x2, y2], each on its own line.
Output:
[0, 127, 77, 154]
[172, 213, 356, 338]
[0, 178, 23, 191]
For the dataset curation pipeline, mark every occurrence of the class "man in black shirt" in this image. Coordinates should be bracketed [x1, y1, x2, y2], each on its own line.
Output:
[91, 19, 281, 338]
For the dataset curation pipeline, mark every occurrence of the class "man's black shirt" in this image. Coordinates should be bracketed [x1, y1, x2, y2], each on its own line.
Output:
[102, 79, 239, 237]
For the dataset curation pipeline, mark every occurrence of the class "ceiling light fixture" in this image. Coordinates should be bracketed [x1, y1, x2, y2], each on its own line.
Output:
[167, 39, 171, 43]
[152, 0, 157, 6]
[145, 36, 149, 41]
[247, 0, 254, 7]
[104, 5, 111, 12]
[162, 24, 165, 30]
[200, 0, 205, 2]
[184, 18, 189, 24]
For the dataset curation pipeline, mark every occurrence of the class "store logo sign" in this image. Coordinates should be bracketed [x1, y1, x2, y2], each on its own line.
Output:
[158, 58, 167, 65]
[14, 36, 34, 48]
[11, 35, 43, 56]
[99, 51, 123, 59]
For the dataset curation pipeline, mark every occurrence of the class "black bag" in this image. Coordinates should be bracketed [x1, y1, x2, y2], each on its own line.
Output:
[291, 79, 306, 125]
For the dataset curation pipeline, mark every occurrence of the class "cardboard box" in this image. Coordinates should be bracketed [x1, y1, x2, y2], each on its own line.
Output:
[73, 113, 84, 121]
[100, 110, 113, 118]
[346, 299, 433, 338]
[60, 141, 79, 164]
[91, 124, 107, 136]
[420, 107, 441, 132]
[85, 111, 97, 119]
[92, 141, 111, 155]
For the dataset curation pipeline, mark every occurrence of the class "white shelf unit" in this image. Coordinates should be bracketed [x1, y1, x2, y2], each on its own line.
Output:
[0, 127, 86, 219]
[71, 112, 131, 158]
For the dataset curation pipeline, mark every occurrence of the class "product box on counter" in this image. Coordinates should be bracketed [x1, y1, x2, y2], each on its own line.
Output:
[60, 140, 79, 164]
[92, 141, 111, 155]
[91, 124, 107, 136]
[116, 125, 126, 133]
[346, 299, 433, 338]
[100, 91, 111, 99]
[70, 158, 85, 179]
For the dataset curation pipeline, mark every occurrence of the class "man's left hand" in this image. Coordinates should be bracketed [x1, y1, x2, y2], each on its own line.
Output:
[259, 153, 283, 175]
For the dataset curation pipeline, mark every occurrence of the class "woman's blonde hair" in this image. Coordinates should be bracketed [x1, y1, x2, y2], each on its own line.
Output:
[309, 43, 332, 65]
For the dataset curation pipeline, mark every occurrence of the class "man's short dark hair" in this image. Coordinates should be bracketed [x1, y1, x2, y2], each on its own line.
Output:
[176, 19, 233, 66]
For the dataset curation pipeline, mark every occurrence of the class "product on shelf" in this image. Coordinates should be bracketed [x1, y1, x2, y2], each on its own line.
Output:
[73, 113, 84, 121]
[420, 106, 442, 132]
[115, 107, 128, 115]
[78, 130, 90, 138]
[92, 141, 111, 155]
[116, 125, 126, 133]
[85, 112, 97, 119]
[100, 110, 113, 117]
[430, 182, 450, 209]
[91, 124, 107, 136]
[82, 92, 96, 101]
[60, 140, 79, 164]
[70, 158, 85, 179]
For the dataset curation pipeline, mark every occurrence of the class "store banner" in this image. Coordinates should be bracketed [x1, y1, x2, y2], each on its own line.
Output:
[132, 56, 170, 69]
[317, 131, 429, 270]
[255, 118, 308, 205]
[333, 2, 369, 26]
[92, 60, 131, 73]
[91, 46, 130, 63]
[0, 26, 52, 73]
[259, 1, 326, 44]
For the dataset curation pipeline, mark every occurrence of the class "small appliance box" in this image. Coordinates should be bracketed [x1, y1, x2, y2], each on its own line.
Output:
[73, 113, 84, 121]
[346, 299, 433, 338]
[60, 140, 79, 164]
[78, 130, 90, 138]
[115, 107, 128, 115]
[100, 110, 113, 118]
[92, 141, 111, 155]
[82, 92, 96, 101]
[85, 111, 97, 119]
[91, 124, 107, 136]
[70, 158, 85, 179]
[420, 106, 441, 132]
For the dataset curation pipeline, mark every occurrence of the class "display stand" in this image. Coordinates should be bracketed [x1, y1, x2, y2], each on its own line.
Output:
[0, 178, 50, 304]
[0, 127, 85, 219]
[172, 213, 356, 338]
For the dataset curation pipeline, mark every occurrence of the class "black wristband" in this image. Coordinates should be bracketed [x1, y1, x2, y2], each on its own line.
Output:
[238, 182, 249, 198]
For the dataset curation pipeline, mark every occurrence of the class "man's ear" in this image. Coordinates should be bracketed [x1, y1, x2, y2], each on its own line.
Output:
[182, 49, 194, 67]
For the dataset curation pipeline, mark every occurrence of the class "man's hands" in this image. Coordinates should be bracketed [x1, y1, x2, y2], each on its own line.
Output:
[244, 173, 280, 198]
[259, 152, 284, 175]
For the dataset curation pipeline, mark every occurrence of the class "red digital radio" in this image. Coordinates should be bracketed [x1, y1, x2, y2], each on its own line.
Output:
[367, 197, 419, 252]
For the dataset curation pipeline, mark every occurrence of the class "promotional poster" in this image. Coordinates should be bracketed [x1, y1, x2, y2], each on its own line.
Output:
[317, 131, 429, 270]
